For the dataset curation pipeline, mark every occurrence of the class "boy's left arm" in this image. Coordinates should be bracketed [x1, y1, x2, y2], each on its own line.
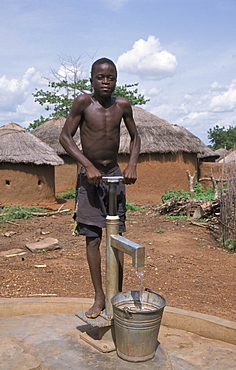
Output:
[122, 101, 141, 184]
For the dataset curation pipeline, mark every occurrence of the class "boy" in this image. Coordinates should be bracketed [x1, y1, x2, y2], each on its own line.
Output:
[60, 58, 140, 318]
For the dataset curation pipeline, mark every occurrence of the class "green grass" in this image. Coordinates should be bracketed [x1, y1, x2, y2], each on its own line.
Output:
[154, 228, 165, 233]
[163, 215, 188, 220]
[218, 238, 236, 252]
[57, 187, 76, 199]
[198, 242, 208, 247]
[126, 202, 146, 211]
[0, 204, 46, 223]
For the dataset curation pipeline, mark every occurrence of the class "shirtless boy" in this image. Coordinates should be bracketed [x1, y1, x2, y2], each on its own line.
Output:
[60, 58, 141, 318]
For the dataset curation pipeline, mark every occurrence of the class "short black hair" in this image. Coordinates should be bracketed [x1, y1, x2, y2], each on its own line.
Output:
[91, 58, 117, 77]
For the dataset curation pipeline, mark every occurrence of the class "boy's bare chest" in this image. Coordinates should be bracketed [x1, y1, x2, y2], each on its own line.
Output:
[83, 103, 123, 129]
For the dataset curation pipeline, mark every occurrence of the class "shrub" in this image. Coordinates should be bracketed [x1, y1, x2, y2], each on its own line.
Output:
[0, 204, 46, 222]
[218, 238, 236, 252]
[161, 189, 189, 202]
[224, 239, 236, 251]
[57, 187, 76, 199]
[193, 182, 216, 201]
[161, 181, 216, 202]
[126, 202, 141, 211]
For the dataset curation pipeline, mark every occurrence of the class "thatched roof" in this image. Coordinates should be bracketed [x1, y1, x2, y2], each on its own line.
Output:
[0, 122, 64, 165]
[218, 149, 236, 163]
[215, 148, 228, 157]
[215, 148, 228, 162]
[120, 106, 218, 160]
[32, 116, 81, 155]
[32, 107, 217, 160]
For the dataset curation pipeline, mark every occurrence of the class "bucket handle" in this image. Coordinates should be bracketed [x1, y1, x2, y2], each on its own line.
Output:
[145, 287, 155, 294]
[123, 306, 133, 319]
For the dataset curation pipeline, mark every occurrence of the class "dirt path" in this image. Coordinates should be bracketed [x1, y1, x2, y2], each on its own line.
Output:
[0, 200, 235, 322]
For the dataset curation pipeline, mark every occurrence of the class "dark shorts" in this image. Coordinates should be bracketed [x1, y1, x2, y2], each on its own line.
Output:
[74, 166, 126, 238]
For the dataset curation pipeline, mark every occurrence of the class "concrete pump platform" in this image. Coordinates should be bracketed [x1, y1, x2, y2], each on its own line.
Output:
[0, 297, 235, 369]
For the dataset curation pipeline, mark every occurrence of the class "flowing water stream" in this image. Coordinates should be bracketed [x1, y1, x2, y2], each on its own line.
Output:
[135, 267, 145, 310]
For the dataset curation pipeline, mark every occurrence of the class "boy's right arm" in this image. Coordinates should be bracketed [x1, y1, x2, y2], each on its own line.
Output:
[59, 95, 102, 184]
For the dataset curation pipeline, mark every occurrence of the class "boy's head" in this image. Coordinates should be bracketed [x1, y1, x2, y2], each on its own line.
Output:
[91, 58, 117, 78]
[90, 58, 117, 97]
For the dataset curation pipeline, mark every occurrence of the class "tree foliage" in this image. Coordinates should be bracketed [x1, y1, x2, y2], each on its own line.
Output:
[207, 125, 236, 150]
[113, 83, 148, 105]
[27, 79, 149, 131]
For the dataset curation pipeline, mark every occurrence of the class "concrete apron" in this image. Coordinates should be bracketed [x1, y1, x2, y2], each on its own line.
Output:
[0, 297, 235, 369]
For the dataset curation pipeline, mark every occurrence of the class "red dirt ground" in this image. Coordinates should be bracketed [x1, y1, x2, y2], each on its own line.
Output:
[0, 199, 235, 322]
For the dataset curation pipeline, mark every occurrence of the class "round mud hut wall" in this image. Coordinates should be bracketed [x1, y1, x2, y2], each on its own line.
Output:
[0, 163, 56, 206]
[32, 117, 81, 193]
[119, 152, 198, 205]
[55, 155, 80, 194]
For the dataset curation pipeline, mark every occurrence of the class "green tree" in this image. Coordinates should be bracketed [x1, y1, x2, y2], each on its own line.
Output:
[27, 77, 149, 131]
[207, 125, 236, 150]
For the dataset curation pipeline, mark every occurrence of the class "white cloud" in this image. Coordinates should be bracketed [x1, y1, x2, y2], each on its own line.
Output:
[141, 77, 236, 144]
[0, 68, 47, 127]
[146, 87, 161, 96]
[0, 68, 43, 96]
[0, 76, 19, 93]
[162, 78, 236, 124]
[210, 81, 220, 89]
[179, 111, 209, 123]
[101, 0, 130, 10]
[117, 36, 178, 80]
[150, 104, 175, 119]
[209, 79, 236, 112]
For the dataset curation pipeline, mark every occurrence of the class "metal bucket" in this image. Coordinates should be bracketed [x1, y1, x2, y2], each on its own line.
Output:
[111, 289, 166, 362]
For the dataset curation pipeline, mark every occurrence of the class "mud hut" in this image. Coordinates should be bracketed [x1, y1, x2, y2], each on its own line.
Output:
[118, 106, 217, 204]
[32, 117, 81, 193]
[199, 149, 236, 190]
[0, 122, 63, 206]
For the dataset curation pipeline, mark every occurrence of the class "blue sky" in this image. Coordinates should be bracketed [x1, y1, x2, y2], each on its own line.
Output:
[1, 0, 236, 144]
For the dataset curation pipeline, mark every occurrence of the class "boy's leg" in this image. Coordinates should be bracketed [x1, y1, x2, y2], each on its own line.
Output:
[85, 236, 105, 318]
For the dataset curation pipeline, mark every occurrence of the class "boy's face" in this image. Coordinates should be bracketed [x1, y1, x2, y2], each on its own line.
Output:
[91, 63, 117, 98]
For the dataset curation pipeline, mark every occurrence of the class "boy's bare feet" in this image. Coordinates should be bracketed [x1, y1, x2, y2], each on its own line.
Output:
[85, 292, 105, 319]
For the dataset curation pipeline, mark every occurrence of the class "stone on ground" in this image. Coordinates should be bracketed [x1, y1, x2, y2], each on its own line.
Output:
[25, 238, 60, 253]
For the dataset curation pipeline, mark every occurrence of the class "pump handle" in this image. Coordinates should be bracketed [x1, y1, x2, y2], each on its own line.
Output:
[102, 176, 123, 183]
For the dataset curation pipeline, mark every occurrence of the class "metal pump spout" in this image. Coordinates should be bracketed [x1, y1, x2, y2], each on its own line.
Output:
[110, 235, 145, 268]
